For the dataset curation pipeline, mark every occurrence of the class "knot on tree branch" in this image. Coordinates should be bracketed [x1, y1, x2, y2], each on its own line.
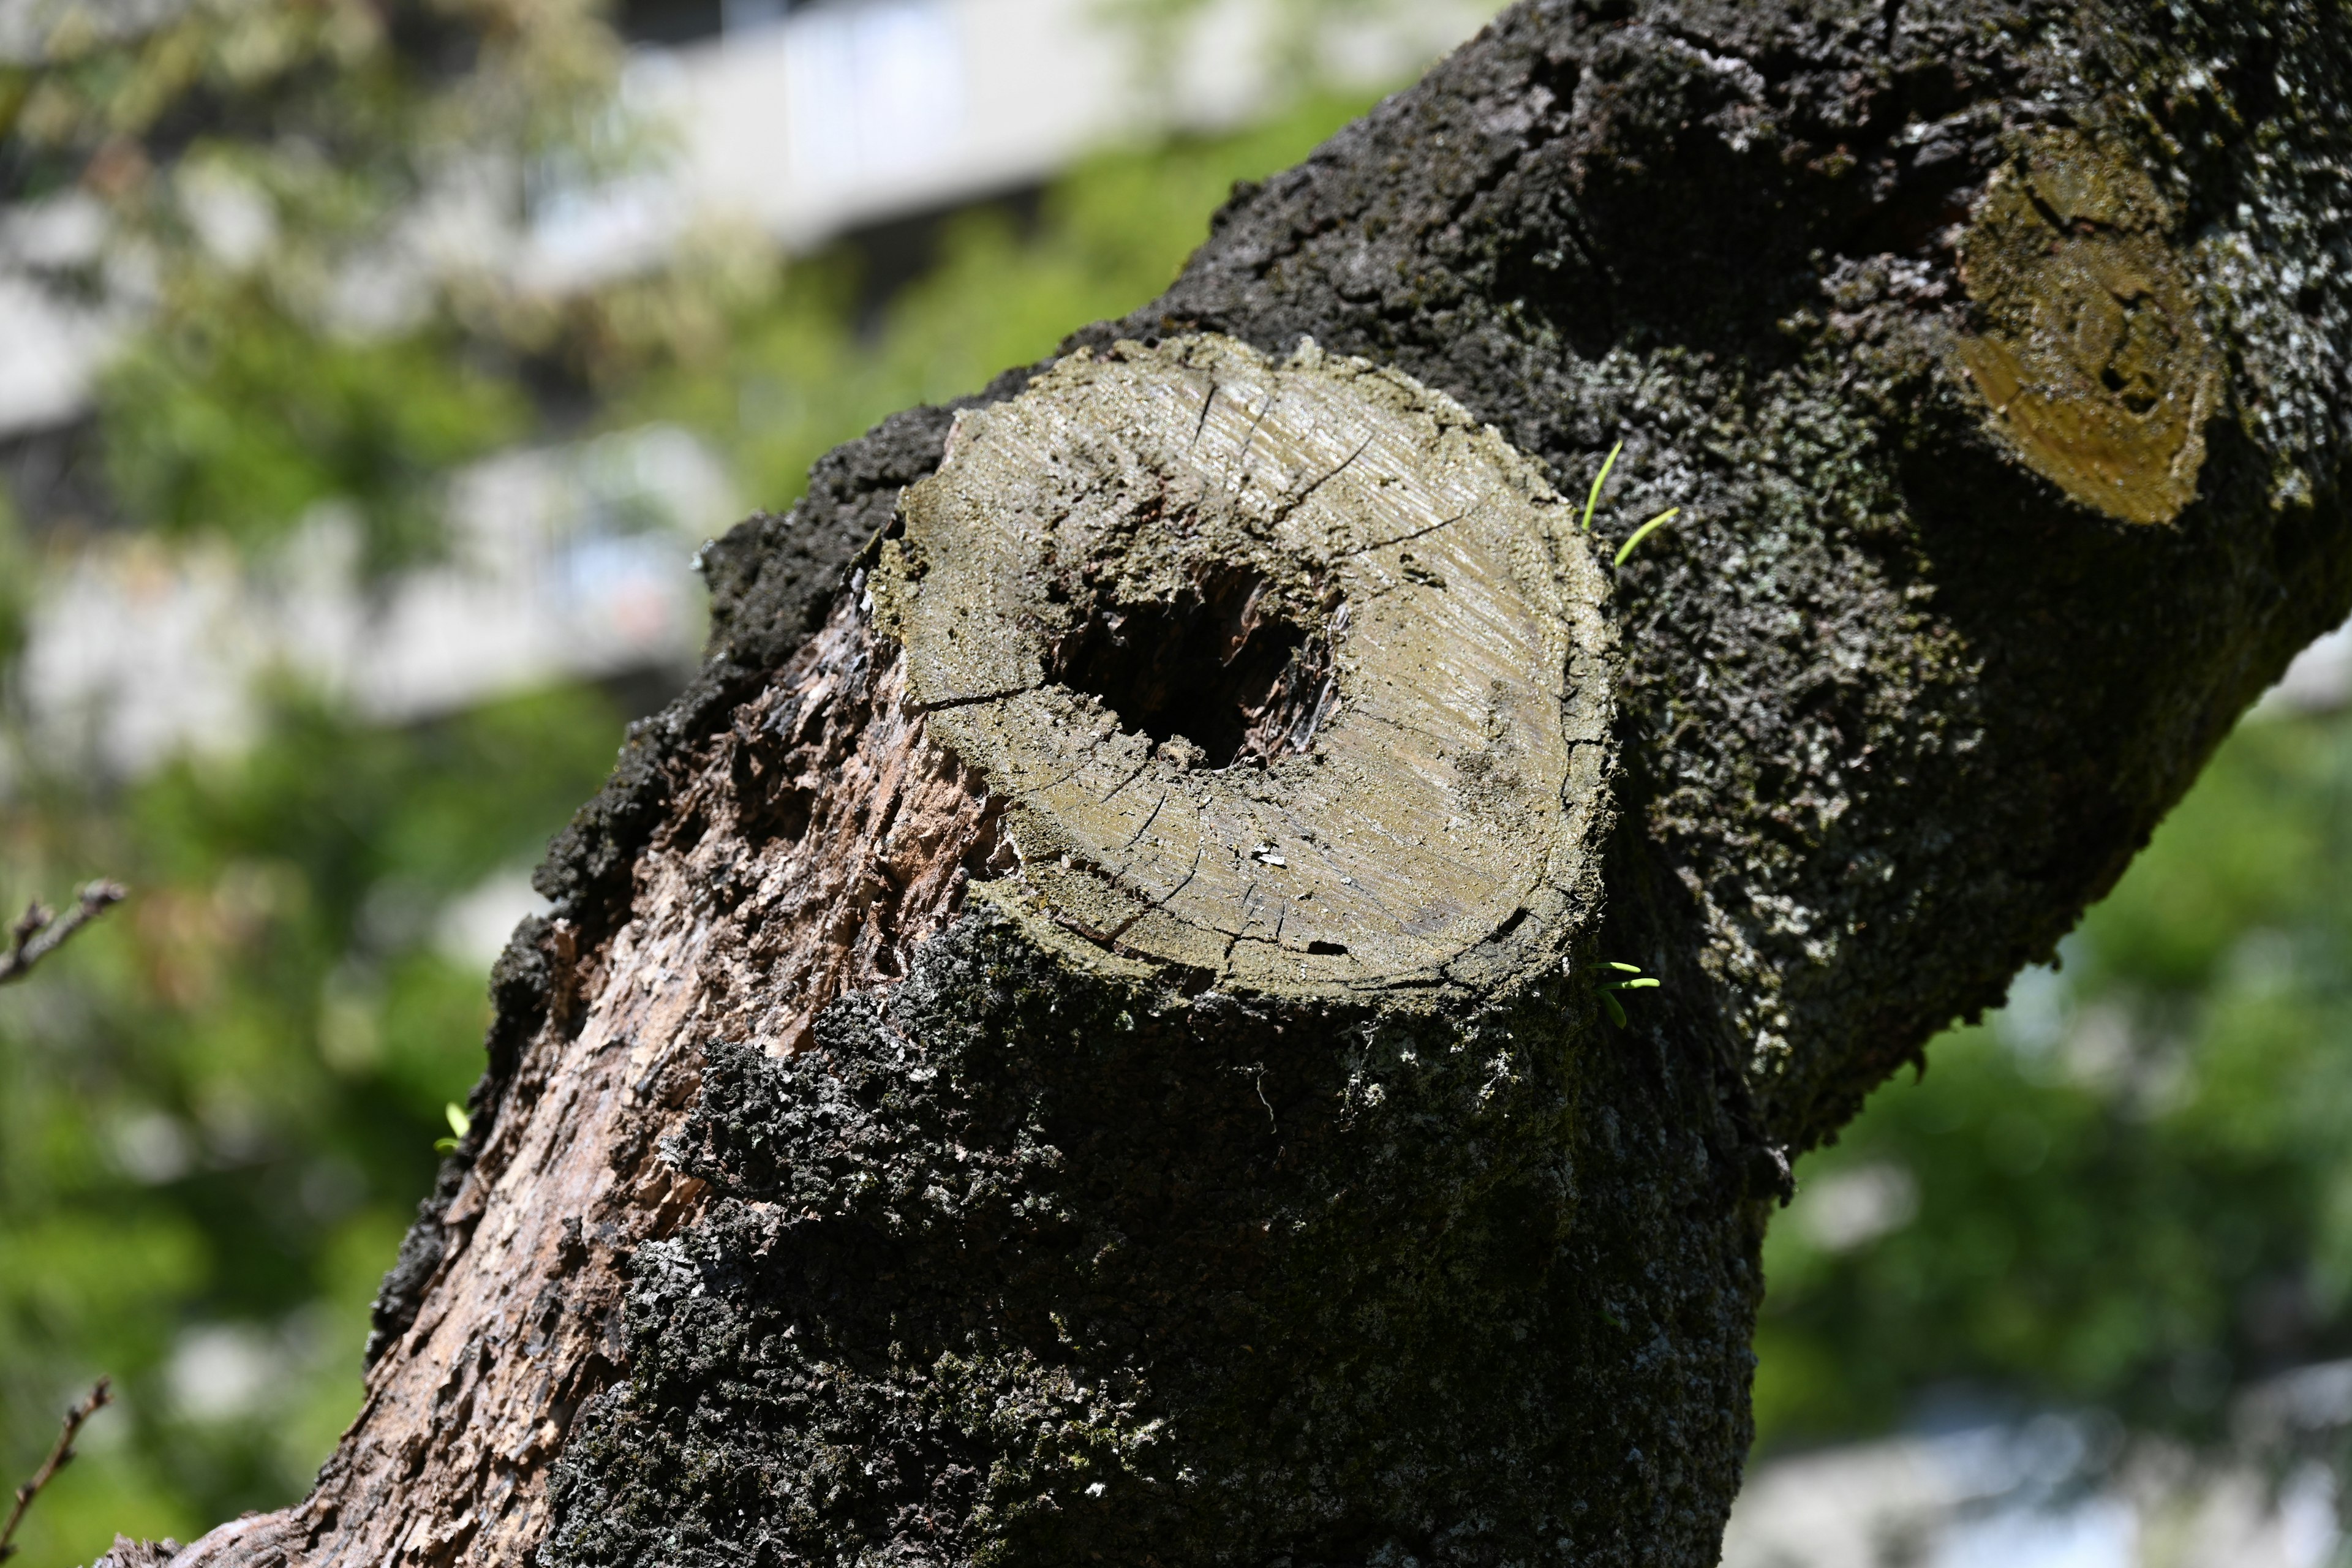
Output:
[877, 334, 1617, 997]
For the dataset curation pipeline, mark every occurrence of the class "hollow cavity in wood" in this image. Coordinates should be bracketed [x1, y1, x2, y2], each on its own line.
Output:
[876, 334, 1616, 996]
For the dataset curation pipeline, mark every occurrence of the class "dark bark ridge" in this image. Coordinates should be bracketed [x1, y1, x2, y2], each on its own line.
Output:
[307, 1, 2352, 1566]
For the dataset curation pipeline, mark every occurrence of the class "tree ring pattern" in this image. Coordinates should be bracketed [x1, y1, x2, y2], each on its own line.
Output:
[875, 334, 1614, 996]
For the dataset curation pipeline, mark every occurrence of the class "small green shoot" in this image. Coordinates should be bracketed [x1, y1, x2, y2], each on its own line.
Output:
[434, 1101, 470, 1153]
[1613, 508, 1679, 567]
[1596, 962, 1662, 1027]
[1581, 440, 1624, 533]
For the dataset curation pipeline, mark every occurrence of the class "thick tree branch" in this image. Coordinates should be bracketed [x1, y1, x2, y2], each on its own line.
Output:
[154, 2, 2352, 1566]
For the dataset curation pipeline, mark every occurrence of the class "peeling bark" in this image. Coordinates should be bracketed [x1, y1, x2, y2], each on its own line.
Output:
[160, 1, 2352, 1565]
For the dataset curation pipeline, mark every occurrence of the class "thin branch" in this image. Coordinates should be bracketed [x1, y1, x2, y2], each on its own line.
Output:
[0, 1377, 114, 1563]
[0, 881, 127, 987]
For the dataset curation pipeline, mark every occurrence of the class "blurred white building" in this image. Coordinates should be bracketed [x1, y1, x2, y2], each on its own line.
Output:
[19, 426, 734, 770]
[532, 0, 1455, 288]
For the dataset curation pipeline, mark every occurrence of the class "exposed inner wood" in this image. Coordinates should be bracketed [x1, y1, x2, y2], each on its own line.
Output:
[1956, 127, 2222, 525]
[169, 598, 1003, 1568]
[878, 334, 1614, 995]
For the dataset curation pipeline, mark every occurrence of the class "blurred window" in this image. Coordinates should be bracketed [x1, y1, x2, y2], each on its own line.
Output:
[723, 0, 794, 31]
[786, 1, 967, 188]
[616, 0, 726, 45]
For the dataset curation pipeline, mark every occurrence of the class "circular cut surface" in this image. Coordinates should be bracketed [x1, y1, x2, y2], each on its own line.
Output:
[1956, 127, 2222, 526]
[876, 335, 1612, 995]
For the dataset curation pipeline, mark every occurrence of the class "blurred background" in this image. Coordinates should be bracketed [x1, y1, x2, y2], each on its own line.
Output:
[0, 3, 2347, 1566]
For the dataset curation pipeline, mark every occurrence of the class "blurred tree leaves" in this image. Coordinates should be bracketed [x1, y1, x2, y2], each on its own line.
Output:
[1, 20, 643, 1542]
[1757, 707, 2352, 1452]
[5, 0, 624, 569]
[0, 494, 29, 675]
[0, 685, 630, 1562]
[100, 279, 527, 570]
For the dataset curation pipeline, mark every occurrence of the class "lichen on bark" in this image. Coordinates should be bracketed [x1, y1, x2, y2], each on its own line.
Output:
[543, 910, 1661, 1567]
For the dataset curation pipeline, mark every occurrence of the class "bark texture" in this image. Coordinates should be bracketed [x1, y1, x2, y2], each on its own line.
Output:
[162, 1, 2352, 1566]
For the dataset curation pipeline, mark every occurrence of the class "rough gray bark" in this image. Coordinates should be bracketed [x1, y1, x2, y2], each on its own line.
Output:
[160, 1, 2352, 1566]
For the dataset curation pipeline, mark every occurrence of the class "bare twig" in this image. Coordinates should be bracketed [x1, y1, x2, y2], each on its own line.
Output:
[0, 1377, 113, 1563]
[0, 881, 126, 987]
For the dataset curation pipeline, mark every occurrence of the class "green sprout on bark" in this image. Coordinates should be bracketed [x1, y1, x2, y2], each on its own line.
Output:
[1614, 508, 1679, 566]
[1580, 440, 1624, 533]
[435, 1102, 472, 1153]
[1579, 439, 1681, 565]
[1597, 962, 1662, 1027]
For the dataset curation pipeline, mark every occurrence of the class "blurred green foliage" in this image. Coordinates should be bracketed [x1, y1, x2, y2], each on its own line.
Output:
[1757, 706, 2352, 1452]
[0, 686, 630, 1561]
[6, 0, 623, 569]
[102, 282, 530, 571]
[0, 494, 29, 676]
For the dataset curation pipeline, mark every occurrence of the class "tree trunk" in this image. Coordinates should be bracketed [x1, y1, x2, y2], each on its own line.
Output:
[164, 1, 2352, 1564]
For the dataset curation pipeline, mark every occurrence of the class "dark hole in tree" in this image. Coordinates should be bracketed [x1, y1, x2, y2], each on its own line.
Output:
[1049, 570, 1335, 769]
